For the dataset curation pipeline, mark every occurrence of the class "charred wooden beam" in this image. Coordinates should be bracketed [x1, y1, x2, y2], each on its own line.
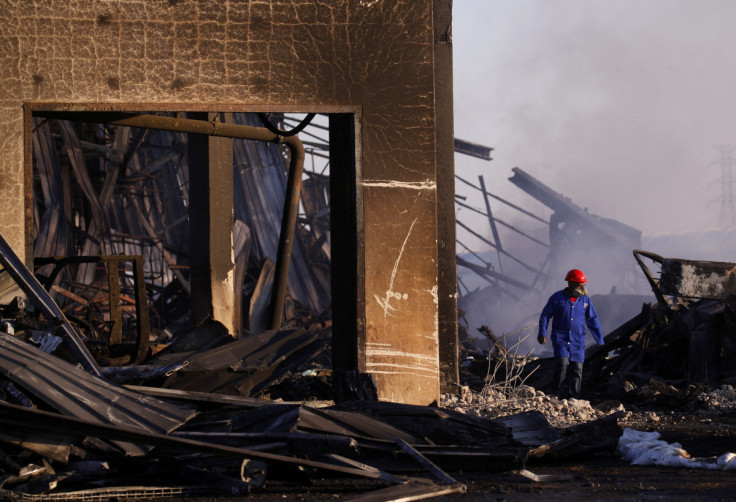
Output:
[456, 255, 531, 290]
[478, 325, 508, 357]
[509, 167, 641, 248]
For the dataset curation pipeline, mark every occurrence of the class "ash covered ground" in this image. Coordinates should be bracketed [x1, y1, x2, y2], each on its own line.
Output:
[434, 384, 736, 501]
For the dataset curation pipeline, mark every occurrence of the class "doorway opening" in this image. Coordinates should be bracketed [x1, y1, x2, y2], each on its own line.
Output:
[27, 108, 359, 389]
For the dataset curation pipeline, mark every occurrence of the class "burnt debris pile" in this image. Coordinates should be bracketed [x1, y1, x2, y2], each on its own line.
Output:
[583, 250, 736, 400]
[463, 250, 736, 408]
[0, 233, 620, 500]
[0, 272, 621, 499]
[7, 116, 732, 498]
[584, 296, 736, 399]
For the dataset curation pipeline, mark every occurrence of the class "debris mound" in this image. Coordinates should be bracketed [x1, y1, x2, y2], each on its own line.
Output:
[441, 385, 618, 429]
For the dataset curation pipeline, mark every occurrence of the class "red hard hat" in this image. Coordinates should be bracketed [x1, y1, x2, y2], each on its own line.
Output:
[564, 269, 587, 283]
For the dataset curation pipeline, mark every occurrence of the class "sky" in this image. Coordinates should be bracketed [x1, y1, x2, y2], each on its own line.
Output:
[452, 0, 736, 241]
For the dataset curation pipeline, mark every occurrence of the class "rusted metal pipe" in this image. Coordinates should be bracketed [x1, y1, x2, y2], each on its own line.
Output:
[268, 137, 304, 330]
[35, 111, 305, 331]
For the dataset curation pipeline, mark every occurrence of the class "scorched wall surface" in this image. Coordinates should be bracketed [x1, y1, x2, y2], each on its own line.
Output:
[0, 0, 446, 405]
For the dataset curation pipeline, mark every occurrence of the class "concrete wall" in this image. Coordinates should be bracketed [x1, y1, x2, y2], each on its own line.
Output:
[0, 0, 454, 405]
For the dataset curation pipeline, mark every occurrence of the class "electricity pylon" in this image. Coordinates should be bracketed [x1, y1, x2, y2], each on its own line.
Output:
[711, 145, 736, 229]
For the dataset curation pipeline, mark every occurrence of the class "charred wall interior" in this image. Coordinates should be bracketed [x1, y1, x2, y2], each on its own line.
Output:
[28, 110, 332, 351]
[1, 1, 455, 405]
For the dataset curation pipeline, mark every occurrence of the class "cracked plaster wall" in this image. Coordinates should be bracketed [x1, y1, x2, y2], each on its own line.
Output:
[0, 0, 444, 404]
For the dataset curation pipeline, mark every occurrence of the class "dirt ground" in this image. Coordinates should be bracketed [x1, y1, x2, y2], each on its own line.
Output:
[441, 460, 736, 501]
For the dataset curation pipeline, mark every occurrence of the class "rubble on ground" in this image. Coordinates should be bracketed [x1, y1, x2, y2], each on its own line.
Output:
[0, 326, 625, 500]
[442, 383, 736, 438]
[697, 385, 736, 415]
[441, 385, 619, 429]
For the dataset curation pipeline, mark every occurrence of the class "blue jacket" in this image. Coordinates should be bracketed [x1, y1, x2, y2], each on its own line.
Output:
[538, 290, 604, 362]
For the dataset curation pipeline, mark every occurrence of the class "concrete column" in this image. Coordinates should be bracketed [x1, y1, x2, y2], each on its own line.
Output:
[434, 0, 460, 393]
[187, 113, 235, 333]
[358, 3, 444, 406]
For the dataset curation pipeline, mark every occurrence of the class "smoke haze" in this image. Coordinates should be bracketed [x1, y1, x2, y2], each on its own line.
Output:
[451, 1, 736, 354]
[453, 0, 736, 238]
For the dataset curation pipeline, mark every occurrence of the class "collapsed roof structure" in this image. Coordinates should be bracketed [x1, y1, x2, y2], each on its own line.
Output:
[0, 228, 627, 499]
[1, 218, 733, 498]
[453, 168, 736, 398]
[456, 167, 643, 302]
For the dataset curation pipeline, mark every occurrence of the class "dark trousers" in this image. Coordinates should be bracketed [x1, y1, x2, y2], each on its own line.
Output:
[554, 356, 583, 399]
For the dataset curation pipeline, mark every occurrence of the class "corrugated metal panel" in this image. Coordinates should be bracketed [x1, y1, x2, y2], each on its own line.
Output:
[232, 113, 329, 314]
[155, 327, 327, 397]
[0, 333, 196, 441]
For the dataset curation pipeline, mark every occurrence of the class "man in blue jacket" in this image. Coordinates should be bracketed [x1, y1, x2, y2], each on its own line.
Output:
[537, 269, 605, 399]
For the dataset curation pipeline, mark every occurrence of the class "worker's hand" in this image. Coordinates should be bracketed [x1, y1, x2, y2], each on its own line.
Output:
[537, 335, 546, 345]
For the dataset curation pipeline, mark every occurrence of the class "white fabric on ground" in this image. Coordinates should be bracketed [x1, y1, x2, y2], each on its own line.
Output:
[617, 428, 736, 470]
